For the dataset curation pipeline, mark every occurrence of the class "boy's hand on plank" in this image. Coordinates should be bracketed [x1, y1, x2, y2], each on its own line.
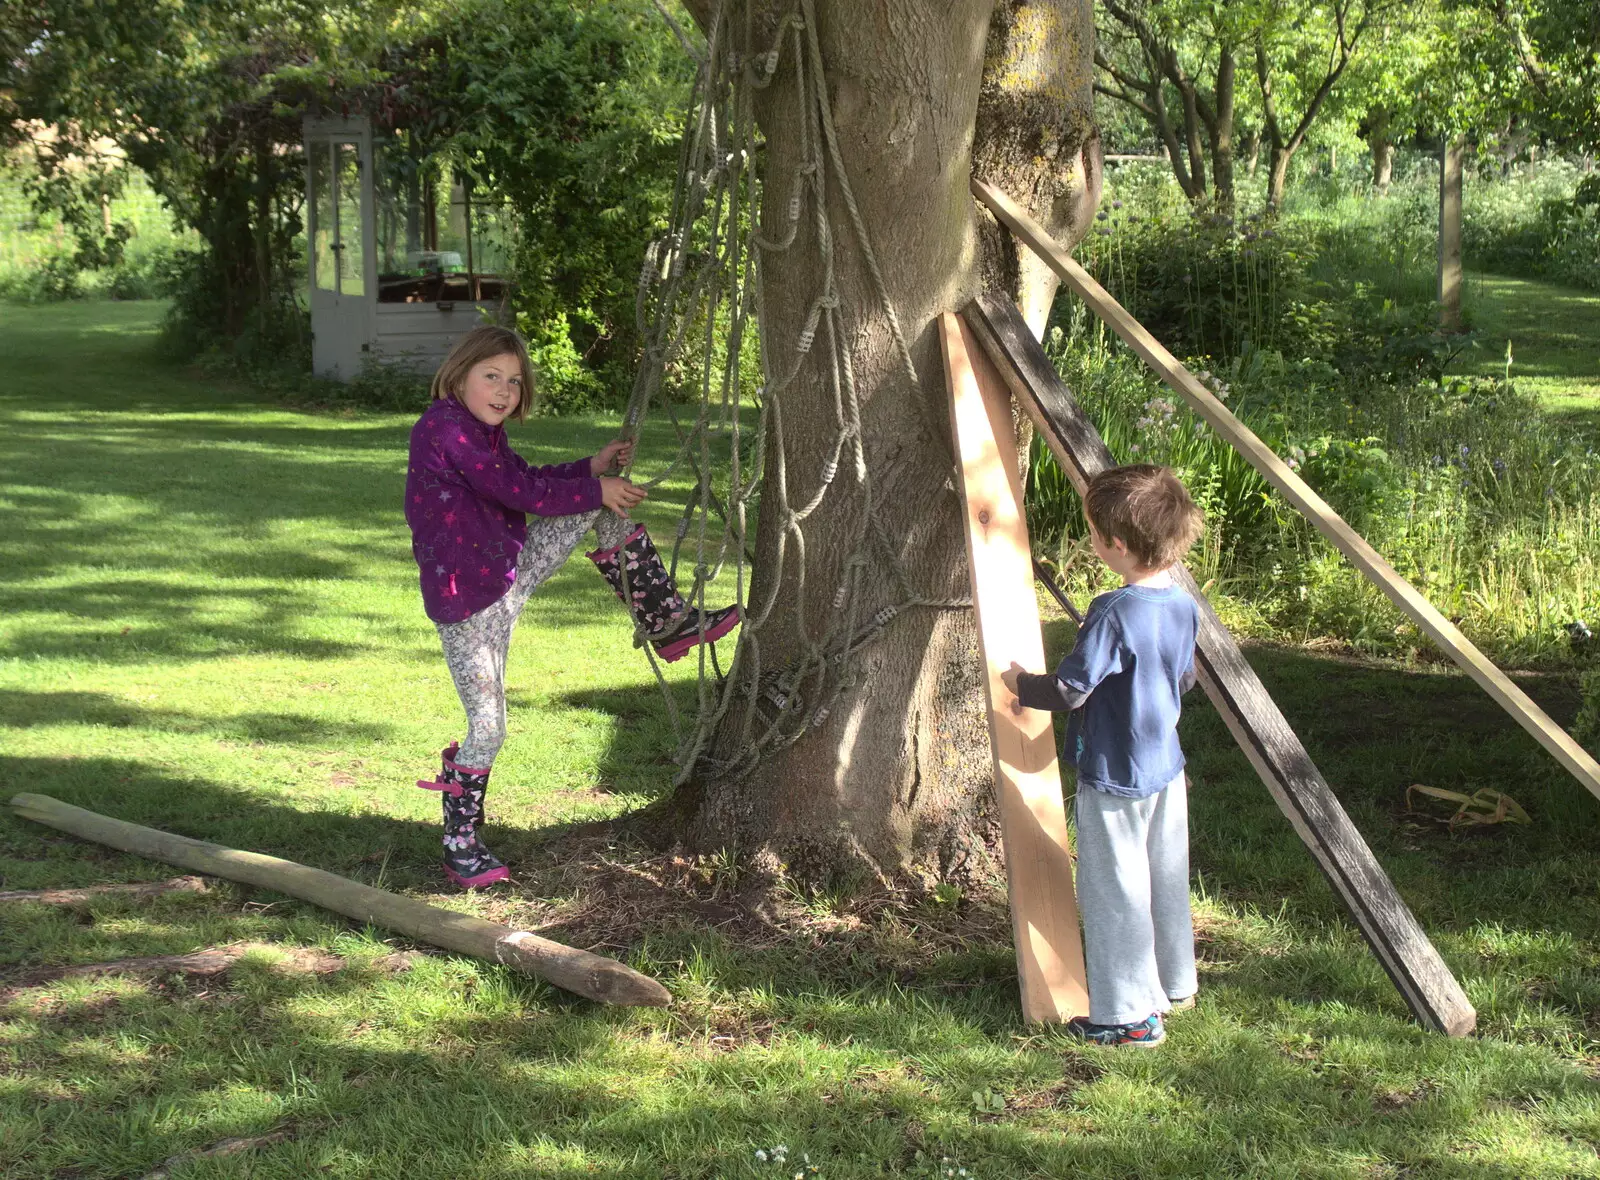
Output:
[601, 476, 647, 517]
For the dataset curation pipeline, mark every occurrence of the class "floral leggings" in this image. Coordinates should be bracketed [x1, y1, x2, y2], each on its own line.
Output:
[437, 509, 632, 769]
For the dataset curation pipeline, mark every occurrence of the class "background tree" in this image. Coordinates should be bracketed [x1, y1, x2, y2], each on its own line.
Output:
[1095, 0, 1250, 209]
[1251, 0, 1406, 208]
[2, 1, 408, 352]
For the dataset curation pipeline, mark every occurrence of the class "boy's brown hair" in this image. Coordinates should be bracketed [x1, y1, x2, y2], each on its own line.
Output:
[429, 325, 537, 421]
[1083, 464, 1205, 571]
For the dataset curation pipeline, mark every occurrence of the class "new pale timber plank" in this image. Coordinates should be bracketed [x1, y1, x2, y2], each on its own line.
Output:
[965, 293, 1475, 1036]
[939, 311, 1089, 1025]
[971, 176, 1600, 805]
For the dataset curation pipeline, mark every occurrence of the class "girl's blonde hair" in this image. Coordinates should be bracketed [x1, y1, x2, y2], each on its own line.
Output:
[430, 325, 537, 421]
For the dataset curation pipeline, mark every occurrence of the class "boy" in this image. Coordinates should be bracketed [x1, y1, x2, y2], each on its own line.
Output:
[1001, 464, 1205, 1048]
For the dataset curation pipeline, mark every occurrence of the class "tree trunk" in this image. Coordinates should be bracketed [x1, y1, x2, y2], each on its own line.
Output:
[1208, 48, 1236, 211]
[973, 0, 1101, 338]
[1266, 142, 1291, 210]
[1438, 138, 1464, 332]
[1363, 107, 1393, 193]
[1243, 128, 1260, 177]
[673, 0, 1096, 884]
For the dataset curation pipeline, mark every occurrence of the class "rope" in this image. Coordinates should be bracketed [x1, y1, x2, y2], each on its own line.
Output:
[624, 0, 970, 784]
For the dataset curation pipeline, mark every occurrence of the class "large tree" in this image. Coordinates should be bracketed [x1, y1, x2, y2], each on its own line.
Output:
[665, 0, 1100, 884]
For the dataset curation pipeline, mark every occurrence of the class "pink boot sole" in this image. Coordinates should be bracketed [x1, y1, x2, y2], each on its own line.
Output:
[655, 606, 741, 663]
[442, 862, 511, 889]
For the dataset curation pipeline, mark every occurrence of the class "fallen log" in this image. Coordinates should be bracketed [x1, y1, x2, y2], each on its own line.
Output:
[8, 793, 672, 1007]
[0, 876, 209, 905]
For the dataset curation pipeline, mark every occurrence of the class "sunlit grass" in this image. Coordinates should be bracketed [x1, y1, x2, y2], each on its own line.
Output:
[3, 301, 1600, 1177]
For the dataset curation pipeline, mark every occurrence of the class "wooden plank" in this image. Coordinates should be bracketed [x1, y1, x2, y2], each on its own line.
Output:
[971, 176, 1600, 806]
[965, 293, 1476, 1036]
[939, 312, 1089, 1025]
[9, 793, 672, 1008]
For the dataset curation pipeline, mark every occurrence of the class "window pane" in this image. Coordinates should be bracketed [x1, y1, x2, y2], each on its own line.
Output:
[336, 141, 365, 297]
[311, 143, 335, 292]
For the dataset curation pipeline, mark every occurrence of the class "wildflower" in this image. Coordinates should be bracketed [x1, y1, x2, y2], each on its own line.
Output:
[756, 1151, 768, 1163]
[1459, 444, 1470, 458]
[1097, 210, 1109, 221]
[1130, 444, 1141, 453]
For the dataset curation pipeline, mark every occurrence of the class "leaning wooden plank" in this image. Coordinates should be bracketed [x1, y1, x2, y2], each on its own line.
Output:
[971, 176, 1600, 805]
[965, 293, 1476, 1037]
[939, 311, 1089, 1025]
[0, 876, 209, 904]
[7, 793, 671, 1008]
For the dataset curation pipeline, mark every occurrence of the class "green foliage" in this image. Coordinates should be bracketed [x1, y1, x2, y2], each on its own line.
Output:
[1465, 160, 1600, 292]
[440, 0, 694, 408]
[1034, 163, 1600, 661]
[1577, 665, 1600, 753]
[1, 1, 412, 350]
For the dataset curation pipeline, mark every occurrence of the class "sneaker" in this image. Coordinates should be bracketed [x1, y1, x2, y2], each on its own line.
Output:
[1167, 993, 1197, 1013]
[1066, 1012, 1165, 1047]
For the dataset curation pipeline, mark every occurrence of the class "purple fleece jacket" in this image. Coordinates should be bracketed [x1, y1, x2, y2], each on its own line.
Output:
[405, 397, 603, 623]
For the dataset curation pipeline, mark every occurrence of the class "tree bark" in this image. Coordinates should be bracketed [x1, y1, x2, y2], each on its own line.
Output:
[672, 0, 1096, 885]
[1205, 47, 1236, 211]
[1364, 109, 1394, 193]
[974, 0, 1101, 337]
[1438, 138, 1463, 332]
[1266, 143, 1291, 210]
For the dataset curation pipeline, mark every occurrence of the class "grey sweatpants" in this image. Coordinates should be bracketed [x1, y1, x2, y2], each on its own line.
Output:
[436, 509, 631, 769]
[1074, 772, 1198, 1026]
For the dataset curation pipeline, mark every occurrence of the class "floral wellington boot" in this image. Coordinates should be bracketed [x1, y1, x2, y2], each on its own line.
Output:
[588, 524, 740, 662]
[417, 744, 510, 889]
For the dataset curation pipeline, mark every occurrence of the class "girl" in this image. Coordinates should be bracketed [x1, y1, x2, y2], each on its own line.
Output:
[406, 325, 740, 888]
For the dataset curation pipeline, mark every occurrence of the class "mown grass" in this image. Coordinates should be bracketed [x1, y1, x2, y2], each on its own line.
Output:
[4, 301, 1600, 1178]
[1461, 272, 1600, 430]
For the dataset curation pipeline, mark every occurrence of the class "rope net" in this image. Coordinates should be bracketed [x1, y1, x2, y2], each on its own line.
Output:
[624, 0, 966, 785]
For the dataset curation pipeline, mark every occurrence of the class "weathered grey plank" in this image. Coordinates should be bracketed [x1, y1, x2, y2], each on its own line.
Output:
[964, 294, 1475, 1036]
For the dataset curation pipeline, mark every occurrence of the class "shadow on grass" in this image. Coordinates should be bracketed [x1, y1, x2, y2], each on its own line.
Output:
[2, 722, 1597, 1175]
[0, 690, 400, 747]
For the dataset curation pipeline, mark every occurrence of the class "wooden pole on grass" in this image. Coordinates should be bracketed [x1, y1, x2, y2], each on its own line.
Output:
[963, 294, 1476, 1036]
[971, 176, 1600, 807]
[939, 311, 1089, 1025]
[8, 793, 671, 1008]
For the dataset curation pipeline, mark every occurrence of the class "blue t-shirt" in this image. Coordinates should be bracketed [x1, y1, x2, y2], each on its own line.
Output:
[1050, 584, 1198, 798]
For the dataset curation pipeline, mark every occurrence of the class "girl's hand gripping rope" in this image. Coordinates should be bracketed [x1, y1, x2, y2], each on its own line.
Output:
[592, 438, 636, 476]
[601, 476, 648, 517]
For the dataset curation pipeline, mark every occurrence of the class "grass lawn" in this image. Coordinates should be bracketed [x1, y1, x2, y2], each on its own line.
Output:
[1461, 272, 1600, 430]
[4, 300, 1600, 1178]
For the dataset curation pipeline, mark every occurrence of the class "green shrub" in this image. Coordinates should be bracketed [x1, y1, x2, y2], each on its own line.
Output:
[1465, 161, 1600, 291]
[1578, 666, 1600, 754]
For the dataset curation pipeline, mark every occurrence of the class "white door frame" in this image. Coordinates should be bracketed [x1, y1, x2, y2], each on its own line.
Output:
[303, 116, 376, 379]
